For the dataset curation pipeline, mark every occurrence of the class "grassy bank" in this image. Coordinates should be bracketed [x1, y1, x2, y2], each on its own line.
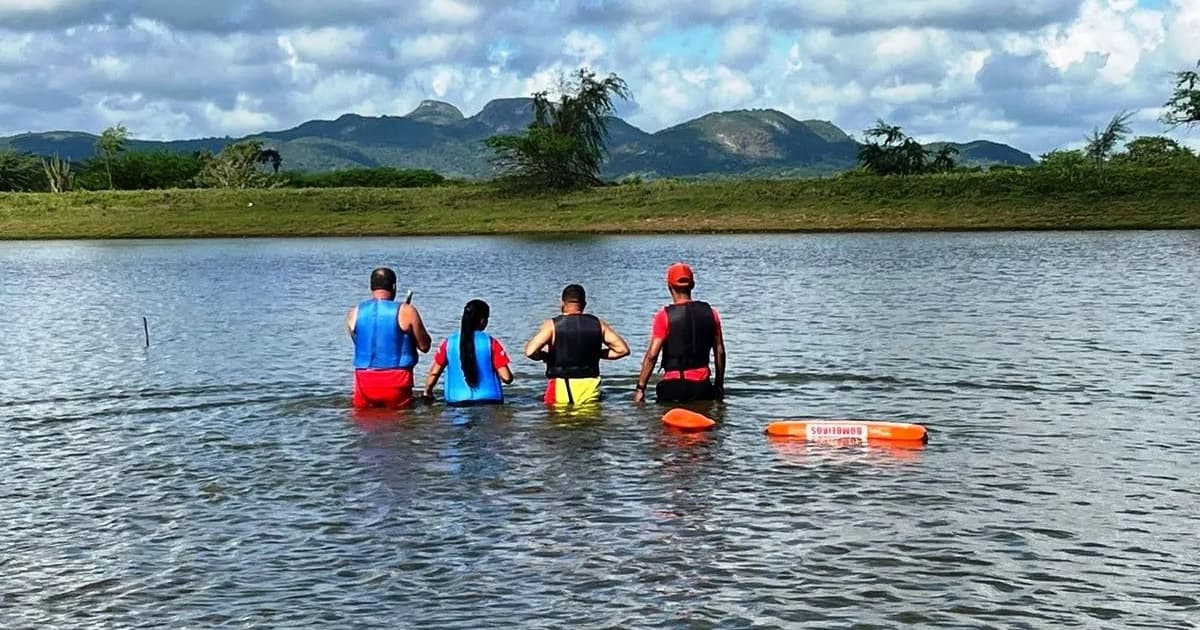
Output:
[2, 169, 1198, 239]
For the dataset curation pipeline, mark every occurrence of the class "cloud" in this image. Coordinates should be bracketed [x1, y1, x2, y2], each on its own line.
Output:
[0, 0, 1194, 155]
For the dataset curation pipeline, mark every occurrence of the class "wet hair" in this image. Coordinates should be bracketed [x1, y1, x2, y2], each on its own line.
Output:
[370, 267, 397, 292]
[561, 284, 586, 305]
[459, 299, 490, 388]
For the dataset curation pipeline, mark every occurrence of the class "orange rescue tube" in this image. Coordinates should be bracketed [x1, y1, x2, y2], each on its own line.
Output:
[765, 419, 928, 444]
[662, 408, 716, 432]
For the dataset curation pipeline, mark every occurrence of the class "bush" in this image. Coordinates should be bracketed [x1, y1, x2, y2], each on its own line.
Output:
[78, 151, 203, 190]
[280, 167, 445, 188]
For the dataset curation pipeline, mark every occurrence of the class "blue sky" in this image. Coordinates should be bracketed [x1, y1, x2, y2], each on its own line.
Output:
[0, 0, 1197, 155]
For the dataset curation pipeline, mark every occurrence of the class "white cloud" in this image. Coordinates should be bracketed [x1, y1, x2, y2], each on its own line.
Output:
[420, 0, 481, 25]
[721, 22, 768, 66]
[563, 30, 606, 64]
[0, 0, 1195, 158]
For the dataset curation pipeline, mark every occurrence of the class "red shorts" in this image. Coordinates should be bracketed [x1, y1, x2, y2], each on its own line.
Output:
[352, 369, 414, 409]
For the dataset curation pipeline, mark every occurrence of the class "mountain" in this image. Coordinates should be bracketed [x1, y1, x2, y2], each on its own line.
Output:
[924, 140, 1037, 167]
[0, 101, 1036, 179]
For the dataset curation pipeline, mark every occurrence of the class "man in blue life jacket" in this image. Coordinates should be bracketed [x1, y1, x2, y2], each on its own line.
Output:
[634, 263, 725, 404]
[523, 284, 630, 405]
[346, 267, 431, 408]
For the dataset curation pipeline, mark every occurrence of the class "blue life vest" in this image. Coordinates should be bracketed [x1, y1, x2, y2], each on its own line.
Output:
[353, 299, 418, 370]
[443, 331, 504, 405]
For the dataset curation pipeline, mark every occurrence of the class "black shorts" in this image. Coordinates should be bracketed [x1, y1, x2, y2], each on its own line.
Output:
[655, 378, 716, 403]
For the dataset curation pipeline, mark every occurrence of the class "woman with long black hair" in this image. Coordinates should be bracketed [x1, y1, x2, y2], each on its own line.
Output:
[422, 299, 514, 405]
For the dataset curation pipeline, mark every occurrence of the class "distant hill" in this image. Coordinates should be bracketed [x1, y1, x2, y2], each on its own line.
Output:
[0, 100, 1036, 179]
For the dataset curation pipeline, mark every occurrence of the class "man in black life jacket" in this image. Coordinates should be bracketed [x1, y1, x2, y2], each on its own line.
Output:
[634, 263, 726, 404]
[524, 284, 630, 405]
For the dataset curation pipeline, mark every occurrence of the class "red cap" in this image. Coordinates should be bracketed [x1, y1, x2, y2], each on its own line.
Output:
[666, 262, 694, 288]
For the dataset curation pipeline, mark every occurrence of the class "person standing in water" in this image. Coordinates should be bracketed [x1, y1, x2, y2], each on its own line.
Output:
[634, 263, 726, 404]
[347, 267, 431, 408]
[422, 300, 514, 405]
[523, 284, 630, 405]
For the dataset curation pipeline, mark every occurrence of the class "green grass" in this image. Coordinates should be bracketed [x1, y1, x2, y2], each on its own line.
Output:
[1, 168, 1198, 239]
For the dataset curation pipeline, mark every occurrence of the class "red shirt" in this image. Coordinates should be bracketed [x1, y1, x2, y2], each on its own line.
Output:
[433, 337, 511, 370]
[652, 303, 721, 381]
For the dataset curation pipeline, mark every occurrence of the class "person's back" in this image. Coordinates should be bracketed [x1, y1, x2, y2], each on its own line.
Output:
[346, 267, 430, 408]
[443, 329, 506, 405]
[524, 284, 629, 405]
[423, 299, 514, 406]
[634, 263, 725, 404]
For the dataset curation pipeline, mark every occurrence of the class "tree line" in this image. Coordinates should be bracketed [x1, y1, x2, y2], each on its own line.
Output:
[2, 59, 1197, 193]
[0, 128, 443, 193]
[856, 59, 1199, 176]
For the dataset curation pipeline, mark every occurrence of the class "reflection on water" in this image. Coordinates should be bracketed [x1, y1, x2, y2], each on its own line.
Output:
[1, 232, 1197, 628]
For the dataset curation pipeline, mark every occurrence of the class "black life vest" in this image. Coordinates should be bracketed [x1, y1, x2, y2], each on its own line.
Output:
[661, 301, 714, 373]
[545, 314, 603, 379]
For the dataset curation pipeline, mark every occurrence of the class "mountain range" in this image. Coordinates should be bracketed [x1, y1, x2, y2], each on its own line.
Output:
[0, 98, 1036, 179]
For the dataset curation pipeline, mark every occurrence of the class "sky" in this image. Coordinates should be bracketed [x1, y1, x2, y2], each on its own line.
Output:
[1, 0, 1198, 155]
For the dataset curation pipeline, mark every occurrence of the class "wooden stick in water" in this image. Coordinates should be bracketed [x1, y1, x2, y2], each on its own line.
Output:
[143, 317, 150, 348]
[404, 289, 413, 304]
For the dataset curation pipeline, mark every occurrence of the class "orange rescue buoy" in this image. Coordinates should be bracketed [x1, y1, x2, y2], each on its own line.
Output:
[765, 419, 928, 444]
[662, 408, 716, 432]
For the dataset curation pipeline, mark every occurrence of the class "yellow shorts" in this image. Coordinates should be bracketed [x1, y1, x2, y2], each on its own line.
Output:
[543, 377, 602, 405]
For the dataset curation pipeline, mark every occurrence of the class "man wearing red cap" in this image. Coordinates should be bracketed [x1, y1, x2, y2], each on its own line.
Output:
[633, 262, 726, 403]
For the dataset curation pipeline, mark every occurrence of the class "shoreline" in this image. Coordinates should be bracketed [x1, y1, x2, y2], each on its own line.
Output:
[3, 175, 1198, 239]
[2, 224, 1199, 243]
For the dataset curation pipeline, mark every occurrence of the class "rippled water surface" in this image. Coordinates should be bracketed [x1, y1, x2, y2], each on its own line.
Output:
[1, 232, 1198, 628]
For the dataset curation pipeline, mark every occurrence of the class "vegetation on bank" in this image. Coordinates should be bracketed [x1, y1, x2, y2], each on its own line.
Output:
[2, 165, 1197, 239]
[1, 61, 1197, 240]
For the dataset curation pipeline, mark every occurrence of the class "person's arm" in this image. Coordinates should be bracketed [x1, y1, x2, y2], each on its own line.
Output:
[634, 337, 664, 403]
[422, 340, 448, 398]
[713, 325, 726, 399]
[422, 363, 445, 399]
[346, 306, 357, 340]
[400, 303, 432, 353]
[523, 320, 554, 362]
[492, 338, 515, 384]
[599, 320, 630, 360]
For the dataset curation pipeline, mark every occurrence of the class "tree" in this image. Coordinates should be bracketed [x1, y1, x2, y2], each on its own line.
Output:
[1084, 111, 1133, 166]
[196, 141, 275, 189]
[486, 68, 631, 189]
[1038, 149, 1090, 170]
[79, 150, 204, 190]
[1111, 136, 1197, 168]
[257, 148, 282, 174]
[0, 150, 45, 192]
[96, 124, 129, 189]
[1162, 59, 1200, 128]
[929, 145, 959, 173]
[41, 155, 75, 193]
[857, 120, 951, 175]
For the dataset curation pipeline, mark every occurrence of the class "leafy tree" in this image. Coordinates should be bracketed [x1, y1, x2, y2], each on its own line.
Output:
[929, 145, 959, 173]
[857, 120, 953, 175]
[486, 68, 631, 189]
[79, 151, 204, 190]
[1111, 136, 1196, 168]
[257, 148, 282, 174]
[1038, 149, 1090, 169]
[95, 124, 129, 189]
[0, 149, 45, 192]
[1162, 59, 1200, 128]
[197, 141, 277, 189]
[1084, 111, 1133, 166]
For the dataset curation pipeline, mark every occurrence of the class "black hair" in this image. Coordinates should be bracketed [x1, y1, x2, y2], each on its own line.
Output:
[370, 267, 397, 292]
[459, 299, 490, 388]
[561, 284, 586, 305]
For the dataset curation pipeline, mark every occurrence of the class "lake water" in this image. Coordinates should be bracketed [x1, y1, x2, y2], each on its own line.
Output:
[1, 232, 1197, 628]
